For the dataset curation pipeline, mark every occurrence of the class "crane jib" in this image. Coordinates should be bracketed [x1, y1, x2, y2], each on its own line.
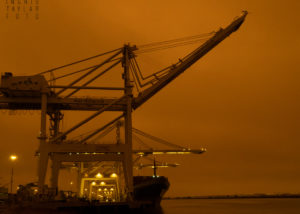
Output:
[132, 11, 248, 109]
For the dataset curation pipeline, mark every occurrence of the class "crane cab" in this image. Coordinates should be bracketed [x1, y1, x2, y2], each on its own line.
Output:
[0, 72, 50, 97]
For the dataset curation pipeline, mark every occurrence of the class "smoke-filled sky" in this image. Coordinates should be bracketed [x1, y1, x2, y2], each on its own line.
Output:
[0, 0, 299, 197]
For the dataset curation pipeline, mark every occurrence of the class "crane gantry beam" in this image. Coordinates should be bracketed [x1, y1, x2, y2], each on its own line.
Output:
[0, 96, 126, 111]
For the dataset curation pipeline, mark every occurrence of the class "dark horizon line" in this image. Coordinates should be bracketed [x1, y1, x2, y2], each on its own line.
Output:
[163, 193, 300, 200]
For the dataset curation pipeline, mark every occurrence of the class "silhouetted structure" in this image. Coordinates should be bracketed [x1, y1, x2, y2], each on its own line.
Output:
[0, 11, 247, 209]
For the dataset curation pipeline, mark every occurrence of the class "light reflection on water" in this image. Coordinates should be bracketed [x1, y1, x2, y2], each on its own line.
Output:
[159, 198, 300, 214]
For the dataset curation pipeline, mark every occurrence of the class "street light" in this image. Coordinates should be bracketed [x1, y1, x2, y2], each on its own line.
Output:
[9, 154, 17, 193]
[10, 155, 17, 161]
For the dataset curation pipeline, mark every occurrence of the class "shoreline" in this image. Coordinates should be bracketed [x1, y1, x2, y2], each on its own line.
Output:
[163, 194, 300, 200]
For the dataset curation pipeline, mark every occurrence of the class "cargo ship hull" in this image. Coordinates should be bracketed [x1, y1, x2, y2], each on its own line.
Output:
[3, 176, 169, 213]
[133, 176, 169, 207]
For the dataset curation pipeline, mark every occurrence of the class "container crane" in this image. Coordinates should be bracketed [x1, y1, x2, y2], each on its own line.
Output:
[0, 11, 247, 201]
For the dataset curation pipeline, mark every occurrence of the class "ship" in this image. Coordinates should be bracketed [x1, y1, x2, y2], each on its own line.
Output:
[134, 176, 169, 207]
[2, 176, 168, 213]
[0, 11, 247, 212]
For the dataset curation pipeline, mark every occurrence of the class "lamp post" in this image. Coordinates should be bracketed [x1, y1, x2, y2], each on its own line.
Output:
[9, 155, 17, 193]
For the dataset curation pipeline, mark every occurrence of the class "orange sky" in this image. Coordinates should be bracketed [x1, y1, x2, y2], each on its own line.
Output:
[0, 0, 300, 196]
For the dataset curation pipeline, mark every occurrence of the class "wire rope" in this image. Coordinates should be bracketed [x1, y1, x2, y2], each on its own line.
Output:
[136, 37, 212, 54]
[138, 32, 215, 49]
[36, 47, 122, 75]
[132, 128, 186, 149]
[133, 133, 153, 149]
[48, 57, 122, 82]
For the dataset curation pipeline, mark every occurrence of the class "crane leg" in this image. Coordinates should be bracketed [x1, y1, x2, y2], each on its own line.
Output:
[38, 149, 49, 190]
[38, 93, 48, 191]
[50, 158, 60, 190]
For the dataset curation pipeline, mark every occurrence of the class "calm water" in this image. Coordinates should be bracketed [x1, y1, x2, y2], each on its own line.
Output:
[160, 198, 300, 214]
[2, 198, 300, 213]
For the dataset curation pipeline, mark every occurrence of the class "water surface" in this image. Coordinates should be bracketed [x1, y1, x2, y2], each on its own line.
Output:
[160, 198, 300, 214]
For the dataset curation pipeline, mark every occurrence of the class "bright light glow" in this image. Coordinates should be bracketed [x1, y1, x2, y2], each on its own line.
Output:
[10, 155, 17, 161]
[100, 181, 106, 186]
[98, 188, 102, 191]
[95, 173, 103, 178]
[34, 189, 38, 192]
[151, 165, 169, 168]
[110, 188, 114, 191]
[110, 173, 117, 178]
[70, 181, 73, 185]
[152, 151, 192, 154]
[137, 152, 144, 156]
[91, 181, 96, 186]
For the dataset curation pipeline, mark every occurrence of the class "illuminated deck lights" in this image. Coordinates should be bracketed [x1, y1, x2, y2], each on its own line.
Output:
[110, 173, 118, 178]
[96, 173, 103, 178]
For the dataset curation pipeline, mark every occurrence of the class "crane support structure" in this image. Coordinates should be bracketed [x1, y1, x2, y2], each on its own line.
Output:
[0, 12, 247, 200]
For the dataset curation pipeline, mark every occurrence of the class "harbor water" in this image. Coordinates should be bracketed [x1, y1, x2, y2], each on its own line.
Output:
[2, 198, 300, 213]
[159, 198, 300, 214]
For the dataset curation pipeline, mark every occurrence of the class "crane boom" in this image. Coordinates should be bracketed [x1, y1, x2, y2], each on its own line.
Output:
[132, 11, 247, 109]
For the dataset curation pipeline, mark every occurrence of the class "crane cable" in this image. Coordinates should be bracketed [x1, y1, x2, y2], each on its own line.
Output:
[48, 57, 122, 82]
[37, 32, 214, 82]
[128, 32, 216, 91]
[135, 32, 215, 54]
[136, 37, 212, 54]
[68, 124, 186, 151]
[132, 128, 187, 150]
[36, 47, 122, 75]
[133, 133, 153, 150]
[138, 32, 214, 48]
[90, 125, 116, 144]
[68, 119, 118, 142]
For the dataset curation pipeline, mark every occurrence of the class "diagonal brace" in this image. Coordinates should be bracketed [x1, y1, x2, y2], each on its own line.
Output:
[50, 95, 126, 143]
